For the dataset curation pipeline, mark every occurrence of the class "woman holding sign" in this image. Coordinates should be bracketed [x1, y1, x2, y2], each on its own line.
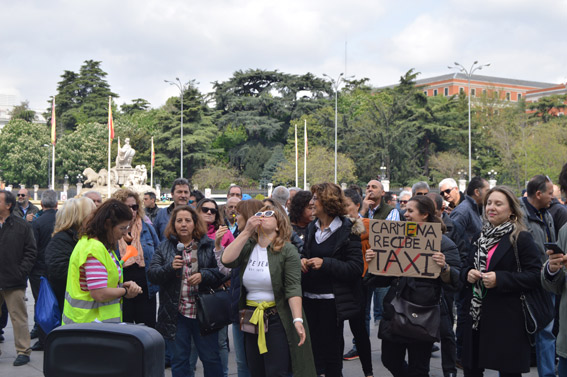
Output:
[460, 186, 541, 376]
[366, 195, 460, 377]
[301, 182, 364, 377]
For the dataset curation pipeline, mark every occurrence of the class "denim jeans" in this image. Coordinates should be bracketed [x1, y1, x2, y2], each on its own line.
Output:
[535, 308, 556, 377]
[558, 356, 567, 377]
[167, 313, 223, 377]
[232, 324, 252, 377]
[189, 326, 229, 377]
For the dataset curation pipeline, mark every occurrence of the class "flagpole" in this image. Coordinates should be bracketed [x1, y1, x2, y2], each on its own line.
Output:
[51, 97, 56, 190]
[295, 124, 298, 188]
[150, 136, 154, 188]
[304, 120, 307, 190]
[107, 96, 112, 199]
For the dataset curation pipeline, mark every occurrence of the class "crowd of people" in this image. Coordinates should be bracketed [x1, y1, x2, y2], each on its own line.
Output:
[1, 168, 567, 377]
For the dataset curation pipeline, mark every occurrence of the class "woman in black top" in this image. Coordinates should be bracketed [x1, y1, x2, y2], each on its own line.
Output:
[300, 182, 363, 377]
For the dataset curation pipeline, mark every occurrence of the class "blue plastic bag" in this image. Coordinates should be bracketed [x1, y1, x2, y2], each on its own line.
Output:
[35, 276, 61, 333]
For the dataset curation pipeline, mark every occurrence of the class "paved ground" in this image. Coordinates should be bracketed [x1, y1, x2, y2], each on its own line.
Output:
[0, 287, 539, 376]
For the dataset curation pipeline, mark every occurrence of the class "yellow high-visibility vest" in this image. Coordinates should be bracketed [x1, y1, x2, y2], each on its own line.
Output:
[62, 236, 123, 325]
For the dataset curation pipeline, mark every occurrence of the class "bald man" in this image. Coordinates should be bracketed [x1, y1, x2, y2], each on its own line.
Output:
[360, 180, 400, 220]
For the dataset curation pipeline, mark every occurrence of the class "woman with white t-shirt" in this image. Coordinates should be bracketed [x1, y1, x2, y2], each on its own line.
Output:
[221, 206, 316, 377]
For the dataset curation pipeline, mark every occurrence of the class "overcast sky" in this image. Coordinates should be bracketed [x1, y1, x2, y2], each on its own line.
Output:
[2, 0, 566, 112]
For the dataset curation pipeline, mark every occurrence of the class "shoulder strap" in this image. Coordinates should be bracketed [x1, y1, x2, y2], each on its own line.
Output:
[512, 238, 522, 273]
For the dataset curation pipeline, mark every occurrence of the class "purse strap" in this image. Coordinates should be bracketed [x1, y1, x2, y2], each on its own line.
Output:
[512, 238, 522, 273]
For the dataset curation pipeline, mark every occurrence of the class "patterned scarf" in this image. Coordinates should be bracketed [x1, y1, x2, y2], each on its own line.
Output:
[470, 221, 514, 329]
[118, 217, 145, 268]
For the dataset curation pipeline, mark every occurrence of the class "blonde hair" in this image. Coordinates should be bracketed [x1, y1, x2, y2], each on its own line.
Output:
[53, 197, 96, 236]
[253, 205, 292, 252]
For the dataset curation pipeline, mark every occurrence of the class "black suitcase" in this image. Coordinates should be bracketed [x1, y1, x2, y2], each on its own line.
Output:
[44, 323, 165, 377]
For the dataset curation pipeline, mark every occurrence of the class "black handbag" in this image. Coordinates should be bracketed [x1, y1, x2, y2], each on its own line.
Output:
[379, 278, 441, 343]
[512, 242, 554, 338]
[196, 286, 231, 336]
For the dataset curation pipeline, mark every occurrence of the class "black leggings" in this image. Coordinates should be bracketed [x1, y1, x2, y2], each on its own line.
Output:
[382, 339, 433, 377]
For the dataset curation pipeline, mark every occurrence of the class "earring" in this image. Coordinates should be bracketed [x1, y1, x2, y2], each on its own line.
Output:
[510, 214, 517, 221]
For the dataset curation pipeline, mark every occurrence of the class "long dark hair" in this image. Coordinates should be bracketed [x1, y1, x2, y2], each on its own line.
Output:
[196, 198, 221, 229]
[81, 199, 133, 248]
[407, 196, 446, 233]
[164, 205, 207, 241]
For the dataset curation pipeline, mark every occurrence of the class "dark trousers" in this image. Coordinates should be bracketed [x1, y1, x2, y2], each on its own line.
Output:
[0, 302, 8, 334]
[123, 265, 156, 328]
[382, 339, 434, 377]
[346, 284, 373, 376]
[29, 272, 47, 345]
[244, 313, 291, 377]
[440, 293, 457, 377]
[455, 288, 467, 360]
[304, 298, 343, 377]
[463, 330, 521, 377]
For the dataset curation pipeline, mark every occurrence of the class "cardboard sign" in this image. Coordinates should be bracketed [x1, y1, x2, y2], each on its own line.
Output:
[367, 220, 442, 279]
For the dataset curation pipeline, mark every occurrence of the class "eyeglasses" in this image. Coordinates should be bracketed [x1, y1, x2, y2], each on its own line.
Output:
[398, 200, 408, 204]
[201, 207, 218, 215]
[415, 192, 427, 196]
[17, 194, 26, 197]
[128, 204, 139, 211]
[255, 210, 275, 218]
[118, 225, 131, 232]
[441, 188, 453, 196]
[188, 199, 195, 204]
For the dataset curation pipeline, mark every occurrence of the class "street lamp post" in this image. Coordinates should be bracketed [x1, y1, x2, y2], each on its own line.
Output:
[448, 61, 490, 181]
[323, 73, 345, 184]
[165, 78, 187, 178]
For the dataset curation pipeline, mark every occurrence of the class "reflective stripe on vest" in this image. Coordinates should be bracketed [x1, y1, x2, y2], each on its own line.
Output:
[63, 237, 123, 325]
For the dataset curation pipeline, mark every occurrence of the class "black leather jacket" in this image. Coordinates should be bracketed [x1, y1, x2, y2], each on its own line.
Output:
[147, 235, 223, 339]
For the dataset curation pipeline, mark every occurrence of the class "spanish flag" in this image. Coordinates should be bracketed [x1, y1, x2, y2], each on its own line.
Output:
[51, 97, 56, 145]
[108, 96, 114, 139]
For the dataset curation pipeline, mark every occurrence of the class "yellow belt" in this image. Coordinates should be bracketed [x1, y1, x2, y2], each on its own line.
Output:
[246, 300, 276, 354]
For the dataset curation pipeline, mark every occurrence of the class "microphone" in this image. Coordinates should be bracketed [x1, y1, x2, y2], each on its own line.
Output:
[176, 243, 184, 278]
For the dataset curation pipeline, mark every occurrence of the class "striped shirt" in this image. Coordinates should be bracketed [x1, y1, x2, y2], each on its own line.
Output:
[79, 251, 122, 291]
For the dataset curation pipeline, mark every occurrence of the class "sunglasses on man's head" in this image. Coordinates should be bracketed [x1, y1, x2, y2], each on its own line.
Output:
[201, 207, 218, 215]
[255, 210, 275, 218]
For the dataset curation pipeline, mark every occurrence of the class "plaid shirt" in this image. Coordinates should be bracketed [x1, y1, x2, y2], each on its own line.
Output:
[178, 241, 199, 319]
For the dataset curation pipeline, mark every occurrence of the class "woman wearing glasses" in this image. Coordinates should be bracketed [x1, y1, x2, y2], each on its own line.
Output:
[196, 198, 234, 376]
[221, 206, 316, 377]
[112, 189, 160, 327]
[63, 199, 143, 325]
[148, 205, 224, 377]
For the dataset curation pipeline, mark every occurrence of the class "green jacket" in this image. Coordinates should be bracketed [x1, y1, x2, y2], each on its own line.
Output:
[223, 239, 316, 377]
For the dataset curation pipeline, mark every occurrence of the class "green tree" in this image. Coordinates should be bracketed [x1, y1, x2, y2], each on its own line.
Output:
[273, 145, 357, 186]
[0, 119, 50, 186]
[527, 94, 567, 123]
[48, 60, 118, 132]
[9, 101, 37, 123]
[121, 98, 151, 116]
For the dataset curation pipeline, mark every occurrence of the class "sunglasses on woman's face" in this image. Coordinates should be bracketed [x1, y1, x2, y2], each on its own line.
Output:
[128, 204, 139, 211]
[255, 210, 275, 218]
[201, 207, 218, 215]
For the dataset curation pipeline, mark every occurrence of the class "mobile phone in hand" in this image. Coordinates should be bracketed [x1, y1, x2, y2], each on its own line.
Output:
[544, 242, 565, 255]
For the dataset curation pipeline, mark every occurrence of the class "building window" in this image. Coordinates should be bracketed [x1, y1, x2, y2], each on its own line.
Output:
[483, 89, 487, 96]
[517, 93, 522, 100]
[424, 91, 428, 96]
[471, 88, 476, 97]
[459, 87, 465, 95]
[444, 87, 449, 96]
[433, 89, 438, 96]
[494, 91, 499, 99]
[506, 92, 511, 101]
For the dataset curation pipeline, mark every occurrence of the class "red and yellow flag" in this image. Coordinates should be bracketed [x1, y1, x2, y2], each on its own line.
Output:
[51, 97, 56, 145]
[151, 137, 155, 167]
[108, 97, 114, 139]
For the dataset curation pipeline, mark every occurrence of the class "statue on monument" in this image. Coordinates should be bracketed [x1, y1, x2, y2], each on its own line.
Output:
[116, 138, 136, 168]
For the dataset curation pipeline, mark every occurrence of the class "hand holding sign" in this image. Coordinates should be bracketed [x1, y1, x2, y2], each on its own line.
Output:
[367, 220, 442, 279]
